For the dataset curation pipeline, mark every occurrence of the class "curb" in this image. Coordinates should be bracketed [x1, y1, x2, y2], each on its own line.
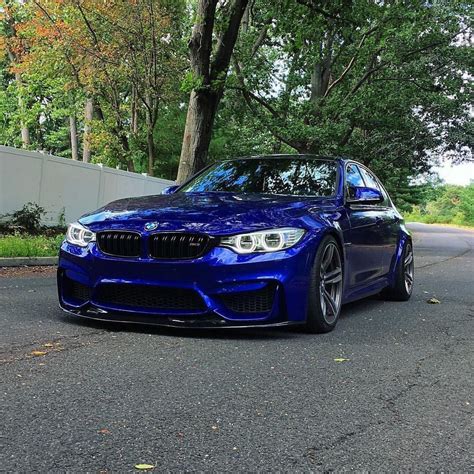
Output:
[0, 257, 58, 267]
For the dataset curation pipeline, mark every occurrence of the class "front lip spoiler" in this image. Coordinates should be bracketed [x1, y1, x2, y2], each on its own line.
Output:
[59, 305, 303, 330]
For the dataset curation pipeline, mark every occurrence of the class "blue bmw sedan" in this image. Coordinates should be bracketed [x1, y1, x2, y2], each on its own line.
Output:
[58, 155, 414, 333]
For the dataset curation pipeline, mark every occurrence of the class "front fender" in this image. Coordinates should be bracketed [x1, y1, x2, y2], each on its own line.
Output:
[388, 226, 412, 286]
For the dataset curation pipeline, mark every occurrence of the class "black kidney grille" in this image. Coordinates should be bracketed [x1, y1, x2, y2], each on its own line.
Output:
[220, 285, 276, 313]
[97, 231, 141, 257]
[94, 284, 206, 312]
[149, 233, 211, 259]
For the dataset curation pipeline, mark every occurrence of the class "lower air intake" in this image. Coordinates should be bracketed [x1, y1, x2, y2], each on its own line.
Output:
[220, 284, 276, 313]
[94, 284, 206, 312]
[63, 277, 91, 303]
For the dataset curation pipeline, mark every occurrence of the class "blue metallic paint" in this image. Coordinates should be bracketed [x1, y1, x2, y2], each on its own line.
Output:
[347, 186, 383, 203]
[58, 156, 411, 328]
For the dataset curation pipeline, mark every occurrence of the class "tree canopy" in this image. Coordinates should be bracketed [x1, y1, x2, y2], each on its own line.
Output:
[0, 0, 472, 204]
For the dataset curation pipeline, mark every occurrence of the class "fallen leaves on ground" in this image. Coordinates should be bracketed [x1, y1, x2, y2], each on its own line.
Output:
[29, 342, 63, 358]
[30, 350, 47, 357]
[334, 358, 350, 363]
[134, 463, 155, 470]
[427, 297, 441, 304]
[98, 429, 111, 435]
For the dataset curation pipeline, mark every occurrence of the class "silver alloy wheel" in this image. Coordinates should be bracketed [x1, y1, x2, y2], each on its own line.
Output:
[404, 243, 414, 294]
[319, 242, 343, 324]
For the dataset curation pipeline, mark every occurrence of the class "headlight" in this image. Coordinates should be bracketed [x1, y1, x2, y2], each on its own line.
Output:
[220, 228, 305, 254]
[66, 222, 95, 247]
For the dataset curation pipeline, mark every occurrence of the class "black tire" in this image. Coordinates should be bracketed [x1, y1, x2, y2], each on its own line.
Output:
[382, 240, 414, 301]
[305, 235, 344, 334]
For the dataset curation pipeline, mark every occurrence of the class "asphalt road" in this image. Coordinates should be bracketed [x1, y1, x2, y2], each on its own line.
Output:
[1, 223, 473, 472]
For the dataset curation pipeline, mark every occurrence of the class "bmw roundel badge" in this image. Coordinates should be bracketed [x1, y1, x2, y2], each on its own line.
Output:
[144, 222, 158, 231]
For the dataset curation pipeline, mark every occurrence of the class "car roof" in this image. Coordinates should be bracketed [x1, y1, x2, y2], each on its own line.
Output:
[224, 154, 347, 164]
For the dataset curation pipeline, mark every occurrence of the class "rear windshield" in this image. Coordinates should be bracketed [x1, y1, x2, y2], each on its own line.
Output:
[179, 158, 338, 197]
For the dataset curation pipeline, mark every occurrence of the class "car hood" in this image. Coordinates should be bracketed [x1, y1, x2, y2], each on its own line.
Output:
[79, 192, 337, 234]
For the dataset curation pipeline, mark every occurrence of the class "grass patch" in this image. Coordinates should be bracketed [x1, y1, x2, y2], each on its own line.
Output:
[0, 235, 64, 258]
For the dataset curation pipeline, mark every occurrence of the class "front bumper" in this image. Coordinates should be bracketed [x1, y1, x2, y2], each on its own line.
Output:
[57, 236, 318, 327]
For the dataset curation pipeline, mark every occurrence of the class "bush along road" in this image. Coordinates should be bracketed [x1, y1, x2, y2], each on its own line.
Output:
[0, 223, 473, 471]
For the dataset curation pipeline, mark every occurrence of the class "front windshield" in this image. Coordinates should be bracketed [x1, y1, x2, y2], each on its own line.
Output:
[179, 158, 338, 197]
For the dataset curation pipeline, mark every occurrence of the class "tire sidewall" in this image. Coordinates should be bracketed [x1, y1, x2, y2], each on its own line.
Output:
[306, 235, 343, 333]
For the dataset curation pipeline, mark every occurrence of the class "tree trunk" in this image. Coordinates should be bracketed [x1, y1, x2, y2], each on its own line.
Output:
[127, 160, 135, 172]
[20, 123, 30, 148]
[69, 115, 79, 160]
[176, 0, 249, 184]
[147, 129, 155, 176]
[131, 85, 138, 134]
[310, 34, 334, 106]
[83, 98, 94, 163]
[143, 92, 159, 176]
[176, 90, 219, 183]
[14, 72, 30, 148]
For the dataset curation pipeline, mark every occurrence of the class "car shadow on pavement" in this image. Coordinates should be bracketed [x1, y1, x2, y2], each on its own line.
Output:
[339, 293, 386, 319]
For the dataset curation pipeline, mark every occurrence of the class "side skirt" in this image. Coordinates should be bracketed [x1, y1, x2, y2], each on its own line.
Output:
[342, 277, 389, 304]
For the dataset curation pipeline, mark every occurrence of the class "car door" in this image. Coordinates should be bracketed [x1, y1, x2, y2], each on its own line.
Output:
[343, 163, 385, 287]
[358, 166, 399, 276]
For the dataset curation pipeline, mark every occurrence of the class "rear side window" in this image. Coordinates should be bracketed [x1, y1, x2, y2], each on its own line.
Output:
[359, 168, 380, 191]
[345, 164, 365, 199]
[360, 167, 390, 206]
[346, 164, 365, 186]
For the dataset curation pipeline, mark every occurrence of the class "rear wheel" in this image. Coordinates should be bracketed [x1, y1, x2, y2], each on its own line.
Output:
[382, 240, 414, 301]
[306, 236, 343, 333]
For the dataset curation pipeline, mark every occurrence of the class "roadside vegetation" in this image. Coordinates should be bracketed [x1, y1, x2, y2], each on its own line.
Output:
[0, 234, 63, 258]
[404, 184, 474, 228]
[0, 203, 65, 258]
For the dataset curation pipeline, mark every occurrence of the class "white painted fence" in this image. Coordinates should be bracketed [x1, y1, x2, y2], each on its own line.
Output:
[0, 145, 173, 225]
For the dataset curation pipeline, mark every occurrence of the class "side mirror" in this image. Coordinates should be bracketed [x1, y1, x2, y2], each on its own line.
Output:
[347, 186, 383, 204]
[161, 185, 179, 195]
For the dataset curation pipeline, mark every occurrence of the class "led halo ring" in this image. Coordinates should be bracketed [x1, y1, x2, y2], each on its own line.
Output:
[220, 228, 305, 254]
[262, 231, 284, 251]
[235, 233, 259, 253]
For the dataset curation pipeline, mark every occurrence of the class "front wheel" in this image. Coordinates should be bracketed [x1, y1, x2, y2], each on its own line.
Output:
[306, 236, 344, 333]
[382, 240, 414, 301]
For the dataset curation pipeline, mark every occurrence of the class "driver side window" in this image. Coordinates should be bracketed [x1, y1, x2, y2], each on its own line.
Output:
[345, 164, 365, 199]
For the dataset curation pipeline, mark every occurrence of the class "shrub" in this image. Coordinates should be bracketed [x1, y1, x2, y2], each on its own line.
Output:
[7, 202, 45, 235]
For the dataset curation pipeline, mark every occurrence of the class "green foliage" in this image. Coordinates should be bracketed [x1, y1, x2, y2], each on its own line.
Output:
[181, 71, 204, 93]
[0, 234, 64, 257]
[0, 0, 471, 186]
[228, 0, 472, 199]
[6, 202, 45, 234]
[404, 185, 474, 227]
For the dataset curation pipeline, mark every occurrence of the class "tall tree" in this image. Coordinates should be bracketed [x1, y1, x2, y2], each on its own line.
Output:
[176, 0, 249, 183]
[2, 1, 31, 147]
[22, 0, 185, 172]
[230, 0, 472, 199]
